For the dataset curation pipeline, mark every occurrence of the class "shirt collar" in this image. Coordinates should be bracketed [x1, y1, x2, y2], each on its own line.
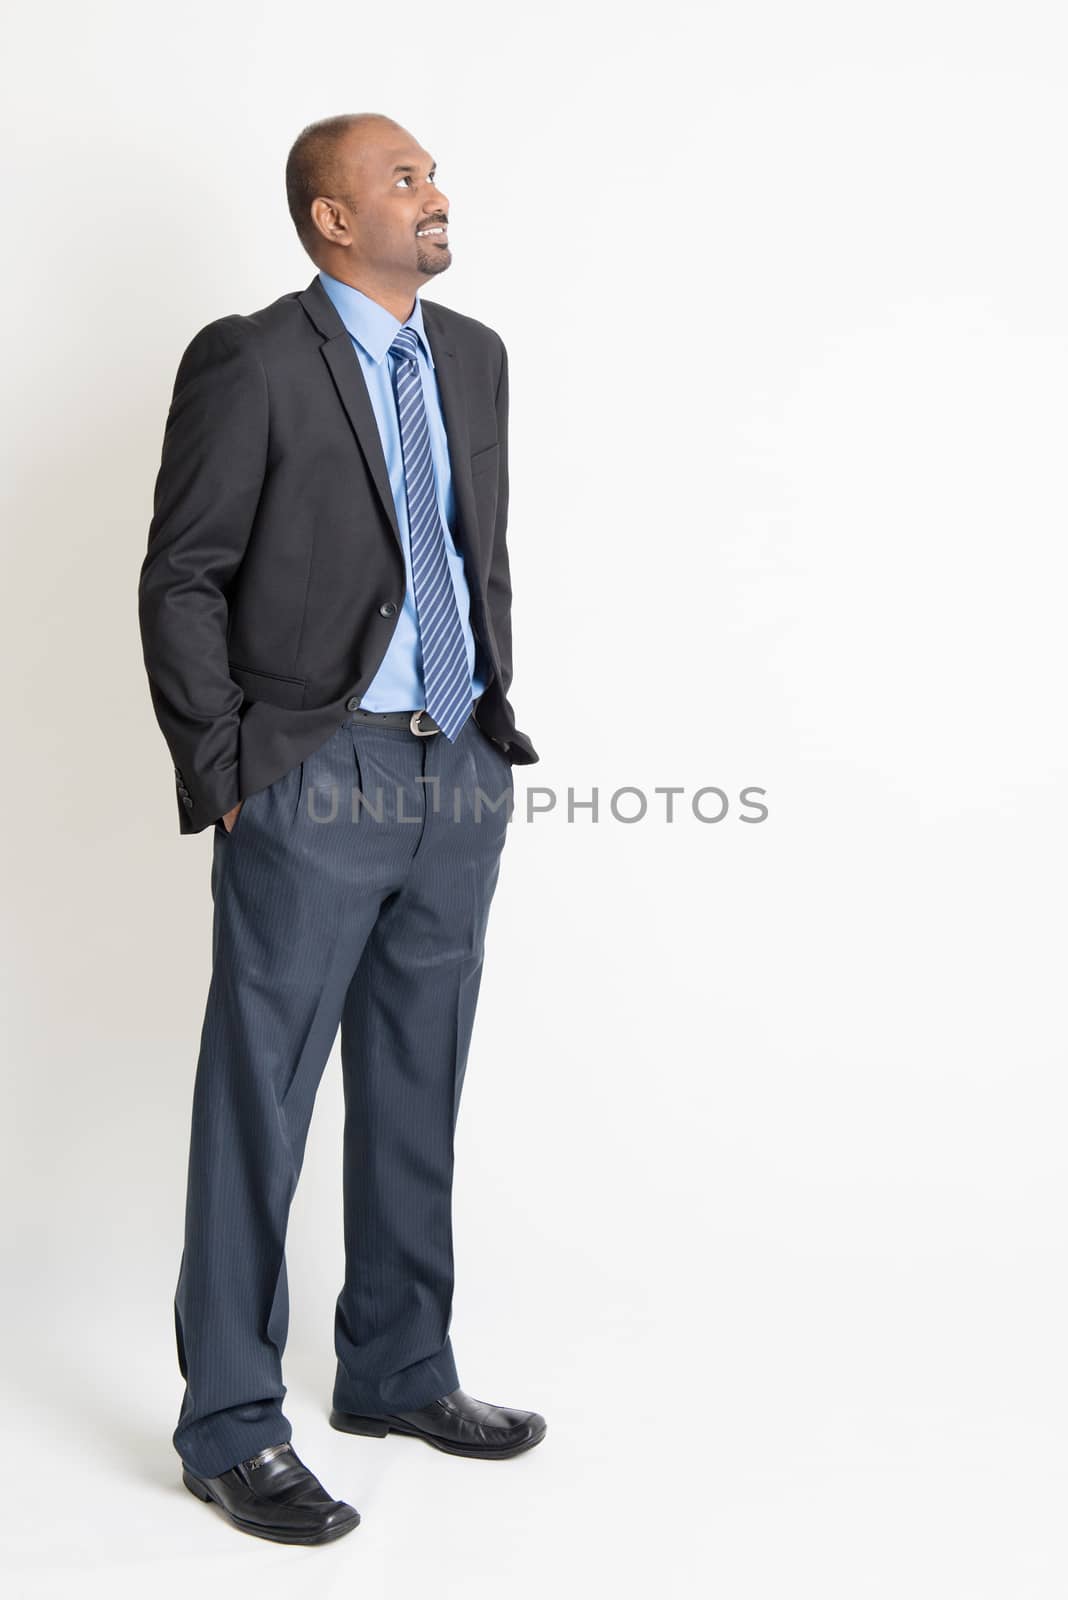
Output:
[317, 269, 434, 368]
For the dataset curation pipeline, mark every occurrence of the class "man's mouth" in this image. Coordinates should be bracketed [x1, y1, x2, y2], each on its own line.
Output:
[416, 226, 448, 239]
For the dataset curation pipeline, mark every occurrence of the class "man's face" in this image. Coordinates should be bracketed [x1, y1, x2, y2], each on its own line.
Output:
[327, 123, 451, 282]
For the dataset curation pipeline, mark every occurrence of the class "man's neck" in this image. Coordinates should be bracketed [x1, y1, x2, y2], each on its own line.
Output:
[320, 266, 416, 324]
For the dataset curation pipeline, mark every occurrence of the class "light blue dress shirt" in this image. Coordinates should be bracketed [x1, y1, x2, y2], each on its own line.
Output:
[318, 269, 487, 711]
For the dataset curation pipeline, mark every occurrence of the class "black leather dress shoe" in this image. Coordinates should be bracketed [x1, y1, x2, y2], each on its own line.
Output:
[330, 1386, 547, 1459]
[181, 1440, 360, 1544]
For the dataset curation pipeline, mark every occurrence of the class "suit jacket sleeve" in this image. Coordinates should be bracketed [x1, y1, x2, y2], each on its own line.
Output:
[138, 318, 268, 832]
[488, 336, 515, 701]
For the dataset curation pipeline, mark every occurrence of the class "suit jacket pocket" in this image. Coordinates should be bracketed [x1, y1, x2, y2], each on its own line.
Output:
[228, 660, 307, 709]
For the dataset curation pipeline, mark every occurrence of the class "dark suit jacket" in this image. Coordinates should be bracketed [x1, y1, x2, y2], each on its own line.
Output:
[138, 273, 539, 835]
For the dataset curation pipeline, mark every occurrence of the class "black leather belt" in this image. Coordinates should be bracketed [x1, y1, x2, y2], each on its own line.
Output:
[346, 707, 443, 737]
[345, 695, 484, 738]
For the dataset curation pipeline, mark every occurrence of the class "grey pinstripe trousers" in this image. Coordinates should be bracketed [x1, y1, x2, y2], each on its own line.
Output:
[172, 710, 514, 1478]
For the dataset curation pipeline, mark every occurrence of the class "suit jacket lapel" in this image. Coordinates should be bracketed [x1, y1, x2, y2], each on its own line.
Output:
[297, 277, 484, 587]
[297, 275, 401, 553]
[420, 300, 483, 581]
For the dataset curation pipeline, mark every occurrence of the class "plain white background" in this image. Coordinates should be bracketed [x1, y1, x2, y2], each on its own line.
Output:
[3, 1, 1067, 1594]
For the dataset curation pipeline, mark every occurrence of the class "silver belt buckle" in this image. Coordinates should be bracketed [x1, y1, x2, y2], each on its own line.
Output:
[410, 710, 439, 737]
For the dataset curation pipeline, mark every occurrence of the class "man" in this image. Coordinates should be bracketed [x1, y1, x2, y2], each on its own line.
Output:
[138, 112, 545, 1546]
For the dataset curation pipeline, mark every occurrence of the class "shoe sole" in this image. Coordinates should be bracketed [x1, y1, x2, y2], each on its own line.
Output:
[329, 1407, 547, 1459]
[182, 1468, 361, 1544]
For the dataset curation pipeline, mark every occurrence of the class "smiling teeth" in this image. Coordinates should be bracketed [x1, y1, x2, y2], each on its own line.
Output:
[417, 228, 445, 236]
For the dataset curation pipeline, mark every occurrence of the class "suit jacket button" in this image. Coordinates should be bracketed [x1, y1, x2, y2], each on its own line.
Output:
[182, 796, 193, 809]
[379, 601, 398, 617]
[346, 696, 361, 711]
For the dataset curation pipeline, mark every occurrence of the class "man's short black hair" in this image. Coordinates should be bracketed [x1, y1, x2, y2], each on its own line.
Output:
[285, 112, 393, 254]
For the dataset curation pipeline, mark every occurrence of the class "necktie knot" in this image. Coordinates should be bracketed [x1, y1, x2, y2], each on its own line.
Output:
[389, 327, 421, 365]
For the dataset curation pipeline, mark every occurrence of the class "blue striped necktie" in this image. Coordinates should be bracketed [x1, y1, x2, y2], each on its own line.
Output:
[388, 326, 473, 741]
